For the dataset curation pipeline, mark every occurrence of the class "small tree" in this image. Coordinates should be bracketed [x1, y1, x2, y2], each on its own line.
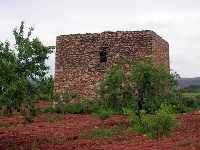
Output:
[0, 22, 54, 117]
[130, 59, 171, 114]
[98, 63, 136, 112]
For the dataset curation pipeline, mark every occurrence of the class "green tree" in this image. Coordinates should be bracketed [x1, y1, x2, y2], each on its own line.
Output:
[36, 75, 54, 101]
[0, 22, 54, 116]
[130, 59, 171, 114]
[98, 63, 136, 112]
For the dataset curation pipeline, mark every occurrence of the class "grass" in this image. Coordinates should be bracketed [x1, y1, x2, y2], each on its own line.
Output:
[182, 92, 200, 98]
[80, 127, 122, 139]
[91, 107, 114, 120]
[129, 104, 179, 139]
[43, 100, 99, 114]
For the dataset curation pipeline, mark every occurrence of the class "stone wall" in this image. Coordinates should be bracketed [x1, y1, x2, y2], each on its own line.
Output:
[54, 30, 169, 97]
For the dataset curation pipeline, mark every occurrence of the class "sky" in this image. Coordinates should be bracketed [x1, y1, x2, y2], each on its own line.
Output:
[0, 0, 200, 78]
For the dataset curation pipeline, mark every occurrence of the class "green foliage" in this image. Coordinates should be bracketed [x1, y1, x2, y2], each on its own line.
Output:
[80, 97, 99, 113]
[0, 22, 53, 119]
[173, 95, 200, 113]
[130, 59, 171, 113]
[98, 59, 178, 114]
[47, 103, 83, 114]
[98, 63, 137, 112]
[44, 97, 99, 114]
[43, 99, 114, 119]
[122, 107, 135, 116]
[36, 76, 54, 101]
[92, 107, 114, 119]
[90, 128, 121, 138]
[131, 104, 178, 139]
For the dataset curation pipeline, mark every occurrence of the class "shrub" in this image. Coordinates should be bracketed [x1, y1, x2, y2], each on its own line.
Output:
[63, 103, 83, 114]
[50, 103, 83, 114]
[80, 97, 99, 113]
[98, 63, 136, 112]
[130, 59, 172, 114]
[171, 95, 200, 113]
[131, 104, 178, 139]
[92, 107, 114, 119]
[43, 106, 55, 113]
[43, 98, 99, 114]
[122, 107, 135, 116]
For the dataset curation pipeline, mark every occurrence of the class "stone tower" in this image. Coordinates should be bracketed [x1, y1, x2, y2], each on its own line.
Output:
[54, 30, 169, 97]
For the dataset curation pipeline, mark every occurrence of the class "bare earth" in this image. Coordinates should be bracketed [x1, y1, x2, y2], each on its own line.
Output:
[0, 104, 200, 150]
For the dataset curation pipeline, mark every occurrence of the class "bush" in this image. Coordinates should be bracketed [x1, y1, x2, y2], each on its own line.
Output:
[50, 103, 83, 114]
[92, 107, 114, 119]
[43, 98, 99, 114]
[80, 97, 99, 113]
[131, 104, 178, 139]
[171, 95, 200, 113]
[98, 63, 137, 112]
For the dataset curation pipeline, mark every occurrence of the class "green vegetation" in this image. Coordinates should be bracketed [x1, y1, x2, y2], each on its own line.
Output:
[80, 127, 122, 139]
[44, 103, 83, 114]
[92, 107, 114, 119]
[182, 92, 200, 98]
[182, 85, 200, 93]
[1, 22, 199, 140]
[98, 62, 137, 113]
[0, 22, 53, 121]
[43, 97, 99, 115]
[130, 60, 172, 114]
[36, 76, 54, 101]
[129, 104, 178, 139]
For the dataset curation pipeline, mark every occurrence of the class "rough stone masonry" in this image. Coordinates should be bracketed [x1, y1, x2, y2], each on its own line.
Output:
[54, 30, 169, 97]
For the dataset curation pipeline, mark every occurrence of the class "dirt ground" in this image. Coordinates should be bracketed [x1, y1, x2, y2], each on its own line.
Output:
[0, 103, 200, 150]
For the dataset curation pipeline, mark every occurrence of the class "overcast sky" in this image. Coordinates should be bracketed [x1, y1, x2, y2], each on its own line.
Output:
[0, 0, 200, 78]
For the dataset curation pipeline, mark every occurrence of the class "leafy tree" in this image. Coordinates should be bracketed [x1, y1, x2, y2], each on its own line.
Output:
[98, 63, 136, 112]
[130, 59, 171, 113]
[0, 22, 54, 116]
[36, 75, 54, 101]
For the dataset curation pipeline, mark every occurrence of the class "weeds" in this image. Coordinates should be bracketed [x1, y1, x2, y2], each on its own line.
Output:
[130, 104, 179, 139]
[80, 127, 122, 139]
[92, 107, 114, 119]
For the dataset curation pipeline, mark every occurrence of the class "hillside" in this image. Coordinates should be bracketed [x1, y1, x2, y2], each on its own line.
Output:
[179, 77, 200, 88]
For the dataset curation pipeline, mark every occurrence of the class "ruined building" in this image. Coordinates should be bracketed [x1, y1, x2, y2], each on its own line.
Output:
[54, 30, 169, 97]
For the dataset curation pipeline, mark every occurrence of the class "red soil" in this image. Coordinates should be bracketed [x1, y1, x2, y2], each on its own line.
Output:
[0, 110, 200, 150]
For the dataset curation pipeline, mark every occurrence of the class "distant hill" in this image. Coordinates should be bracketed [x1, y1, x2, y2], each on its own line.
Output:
[179, 77, 200, 89]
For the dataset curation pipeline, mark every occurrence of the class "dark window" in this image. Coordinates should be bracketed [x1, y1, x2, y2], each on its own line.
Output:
[99, 48, 107, 63]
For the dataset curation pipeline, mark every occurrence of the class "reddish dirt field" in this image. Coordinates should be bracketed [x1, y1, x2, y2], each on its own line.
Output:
[0, 108, 200, 150]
